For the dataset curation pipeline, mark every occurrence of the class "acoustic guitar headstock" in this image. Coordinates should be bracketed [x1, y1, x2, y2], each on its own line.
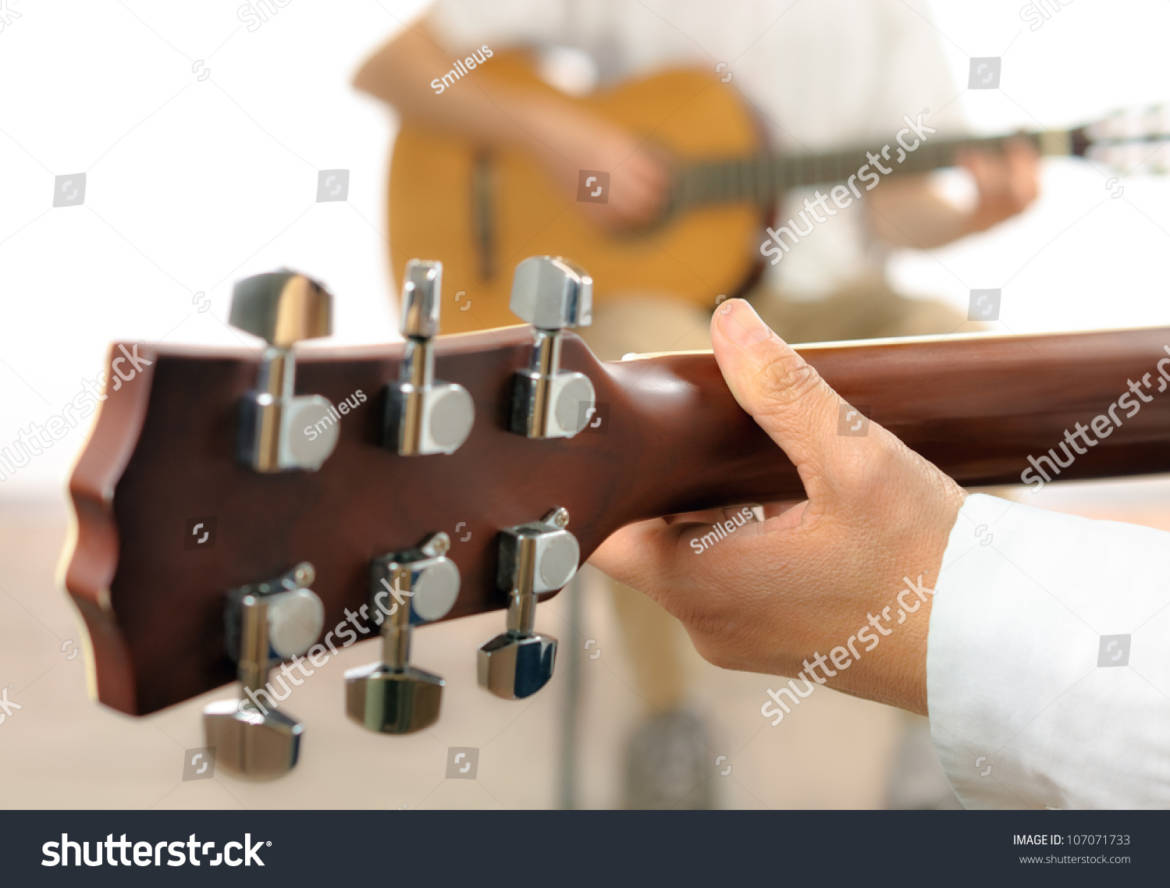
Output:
[64, 255, 773, 779]
[1071, 104, 1170, 174]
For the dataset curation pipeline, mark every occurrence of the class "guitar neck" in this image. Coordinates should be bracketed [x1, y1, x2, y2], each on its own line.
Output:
[671, 128, 1079, 210]
[601, 327, 1170, 523]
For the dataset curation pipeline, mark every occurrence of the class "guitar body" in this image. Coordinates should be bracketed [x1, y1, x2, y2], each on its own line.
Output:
[388, 52, 768, 333]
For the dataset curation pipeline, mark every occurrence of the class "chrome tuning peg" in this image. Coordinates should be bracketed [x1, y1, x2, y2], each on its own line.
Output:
[508, 256, 597, 439]
[478, 507, 578, 699]
[346, 532, 460, 733]
[229, 270, 339, 473]
[384, 260, 475, 456]
[204, 562, 325, 779]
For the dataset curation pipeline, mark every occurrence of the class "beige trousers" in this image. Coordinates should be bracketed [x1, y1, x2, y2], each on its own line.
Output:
[578, 276, 972, 713]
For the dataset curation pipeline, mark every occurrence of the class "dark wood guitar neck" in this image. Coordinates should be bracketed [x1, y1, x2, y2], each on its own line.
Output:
[670, 127, 1087, 210]
[605, 326, 1170, 524]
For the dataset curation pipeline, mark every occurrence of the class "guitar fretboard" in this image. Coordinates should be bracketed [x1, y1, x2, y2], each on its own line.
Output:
[670, 129, 1074, 210]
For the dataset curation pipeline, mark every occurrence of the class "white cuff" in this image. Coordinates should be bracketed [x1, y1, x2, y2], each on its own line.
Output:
[927, 493, 1170, 809]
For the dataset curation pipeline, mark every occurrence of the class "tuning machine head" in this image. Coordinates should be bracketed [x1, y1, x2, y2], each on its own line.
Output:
[509, 255, 593, 330]
[204, 563, 323, 779]
[346, 532, 460, 733]
[478, 507, 578, 699]
[384, 260, 476, 456]
[229, 271, 339, 473]
[508, 256, 597, 439]
[478, 632, 559, 701]
[202, 699, 304, 781]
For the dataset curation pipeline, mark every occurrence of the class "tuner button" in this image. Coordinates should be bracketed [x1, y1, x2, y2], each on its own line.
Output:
[551, 373, 597, 438]
[410, 556, 460, 623]
[346, 533, 458, 734]
[266, 586, 325, 659]
[384, 259, 476, 456]
[205, 579, 312, 779]
[537, 531, 579, 592]
[229, 270, 332, 347]
[400, 259, 442, 339]
[423, 384, 476, 454]
[230, 271, 340, 473]
[497, 513, 580, 595]
[479, 508, 576, 700]
[344, 665, 445, 735]
[478, 633, 558, 700]
[509, 255, 593, 330]
[203, 702, 303, 780]
[507, 257, 597, 440]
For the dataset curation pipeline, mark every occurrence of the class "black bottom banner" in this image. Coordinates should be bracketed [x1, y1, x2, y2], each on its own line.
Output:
[3, 809, 1164, 886]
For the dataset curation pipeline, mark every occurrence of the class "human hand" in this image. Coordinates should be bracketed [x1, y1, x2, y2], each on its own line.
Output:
[590, 299, 967, 713]
[527, 102, 670, 229]
[957, 137, 1040, 234]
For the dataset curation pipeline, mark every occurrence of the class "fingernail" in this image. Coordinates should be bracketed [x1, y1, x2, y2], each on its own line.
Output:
[716, 299, 771, 346]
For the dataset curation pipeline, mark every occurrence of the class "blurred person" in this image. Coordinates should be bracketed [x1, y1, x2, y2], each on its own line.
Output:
[354, 0, 1038, 808]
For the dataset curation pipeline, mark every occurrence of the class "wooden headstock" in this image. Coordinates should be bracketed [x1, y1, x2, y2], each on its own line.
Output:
[64, 317, 795, 716]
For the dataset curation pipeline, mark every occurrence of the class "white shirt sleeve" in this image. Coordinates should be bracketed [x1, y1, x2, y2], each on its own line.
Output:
[927, 493, 1170, 809]
[426, 0, 577, 52]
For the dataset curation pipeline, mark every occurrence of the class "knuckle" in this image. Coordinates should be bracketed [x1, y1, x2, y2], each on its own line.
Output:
[831, 427, 901, 496]
[756, 353, 823, 411]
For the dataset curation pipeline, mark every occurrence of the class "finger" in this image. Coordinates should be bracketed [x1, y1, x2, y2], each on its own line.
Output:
[676, 500, 809, 563]
[962, 150, 1008, 203]
[709, 298, 849, 501]
[609, 176, 661, 224]
[1004, 139, 1040, 208]
[664, 501, 807, 535]
[589, 517, 683, 588]
[628, 169, 671, 219]
[623, 141, 671, 182]
[664, 504, 763, 526]
[757, 500, 800, 519]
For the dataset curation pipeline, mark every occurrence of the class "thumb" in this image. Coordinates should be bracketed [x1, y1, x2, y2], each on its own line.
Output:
[710, 299, 849, 499]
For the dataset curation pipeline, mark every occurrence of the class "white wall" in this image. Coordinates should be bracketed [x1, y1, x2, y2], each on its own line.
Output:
[897, 0, 1170, 332]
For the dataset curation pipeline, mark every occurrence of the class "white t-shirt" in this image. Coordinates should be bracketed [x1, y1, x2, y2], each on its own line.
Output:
[426, 0, 965, 296]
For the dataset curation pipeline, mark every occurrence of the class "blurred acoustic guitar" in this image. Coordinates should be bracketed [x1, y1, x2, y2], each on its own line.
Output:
[389, 51, 1169, 333]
